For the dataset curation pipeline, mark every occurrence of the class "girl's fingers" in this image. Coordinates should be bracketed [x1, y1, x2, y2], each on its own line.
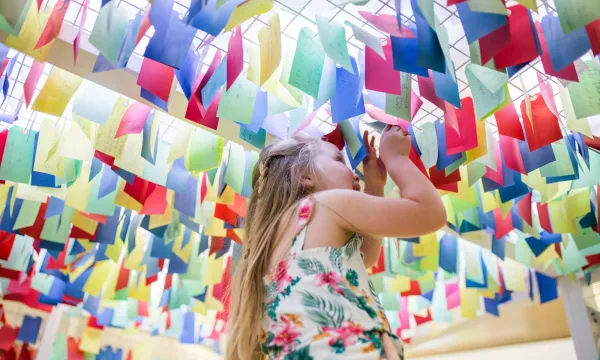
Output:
[370, 135, 375, 148]
[383, 124, 392, 133]
[362, 130, 371, 154]
[352, 174, 361, 191]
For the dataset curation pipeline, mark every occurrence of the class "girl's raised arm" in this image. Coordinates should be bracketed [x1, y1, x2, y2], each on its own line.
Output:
[316, 126, 446, 265]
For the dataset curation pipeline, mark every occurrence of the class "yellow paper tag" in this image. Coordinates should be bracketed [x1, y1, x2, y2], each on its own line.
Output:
[503, 258, 527, 292]
[105, 233, 124, 263]
[114, 181, 143, 212]
[79, 327, 103, 354]
[32, 68, 83, 117]
[224, 0, 274, 32]
[72, 211, 99, 235]
[205, 288, 224, 312]
[129, 271, 151, 301]
[460, 288, 479, 319]
[114, 134, 145, 176]
[93, 97, 128, 159]
[205, 218, 226, 237]
[412, 233, 438, 257]
[124, 243, 145, 271]
[83, 260, 115, 297]
[204, 254, 224, 285]
[172, 230, 193, 263]
[192, 299, 208, 315]
[34, 119, 65, 177]
[386, 275, 411, 293]
[258, 13, 281, 85]
[65, 167, 92, 213]
[5, 4, 52, 61]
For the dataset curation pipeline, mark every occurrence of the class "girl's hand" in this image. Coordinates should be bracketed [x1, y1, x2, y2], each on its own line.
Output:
[379, 125, 411, 166]
[362, 130, 387, 195]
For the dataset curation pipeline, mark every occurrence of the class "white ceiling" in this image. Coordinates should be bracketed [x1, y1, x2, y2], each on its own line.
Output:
[0, 0, 587, 145]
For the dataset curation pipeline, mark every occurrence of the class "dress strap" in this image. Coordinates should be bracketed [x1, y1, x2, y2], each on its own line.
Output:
[289, 195, 316, 254]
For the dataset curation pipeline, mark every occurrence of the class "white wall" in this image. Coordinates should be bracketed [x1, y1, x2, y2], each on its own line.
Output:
[413, 338, 577, 360]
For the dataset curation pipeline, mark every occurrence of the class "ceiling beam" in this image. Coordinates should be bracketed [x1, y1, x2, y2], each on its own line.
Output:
[406, 297, 570, 357]
[1, 20, 268, 151]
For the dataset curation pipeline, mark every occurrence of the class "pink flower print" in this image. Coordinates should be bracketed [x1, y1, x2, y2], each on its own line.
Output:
[299, 203, 311, 219]
[274, 258, 293, 291]
[325, 322, 365, 348]
[315, 272, 345, 295]
[295, 200, 312, 232]
[272, 320, 301, 350]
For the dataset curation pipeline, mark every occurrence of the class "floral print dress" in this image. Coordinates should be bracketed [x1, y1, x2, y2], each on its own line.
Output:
[261, 196, 404, 359]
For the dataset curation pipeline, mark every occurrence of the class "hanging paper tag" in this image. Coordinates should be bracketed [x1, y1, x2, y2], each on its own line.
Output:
[73, 0, 89, 65]
[518, 73, 533, 131]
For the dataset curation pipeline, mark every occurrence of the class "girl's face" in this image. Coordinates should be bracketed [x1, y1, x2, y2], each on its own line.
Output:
[312, 140, 356, 191]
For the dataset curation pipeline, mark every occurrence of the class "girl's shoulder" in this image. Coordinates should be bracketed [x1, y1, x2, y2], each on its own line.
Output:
[295, 194, 317, 232]
[298, 192, 359, 250]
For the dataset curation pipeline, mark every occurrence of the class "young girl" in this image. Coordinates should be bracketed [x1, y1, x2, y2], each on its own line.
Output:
[227, 125, 446, 359]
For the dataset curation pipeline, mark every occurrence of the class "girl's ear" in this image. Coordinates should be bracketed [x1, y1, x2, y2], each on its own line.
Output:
[300, 174, 317, 191]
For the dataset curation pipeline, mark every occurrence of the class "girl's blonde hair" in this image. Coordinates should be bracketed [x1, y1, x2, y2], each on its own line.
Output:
[226, 135, 321, 360]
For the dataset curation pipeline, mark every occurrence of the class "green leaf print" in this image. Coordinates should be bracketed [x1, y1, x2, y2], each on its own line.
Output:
[265, 282, 278, 299]
[357, 296, 379, 319]
[297, 257, 326, 275]
[345, 236, 360, 257]
[332, 279, 358, 303]
[281, 278, 301, 298]
[368, 278, 379, 299]
[301, 292, 346, 328]
[284, 345, 314, 360]
[331, 338, 346, 354]
[363, 330, 384, 351]
[329, 248, 344, 270]
[345, 269, 359, 287]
